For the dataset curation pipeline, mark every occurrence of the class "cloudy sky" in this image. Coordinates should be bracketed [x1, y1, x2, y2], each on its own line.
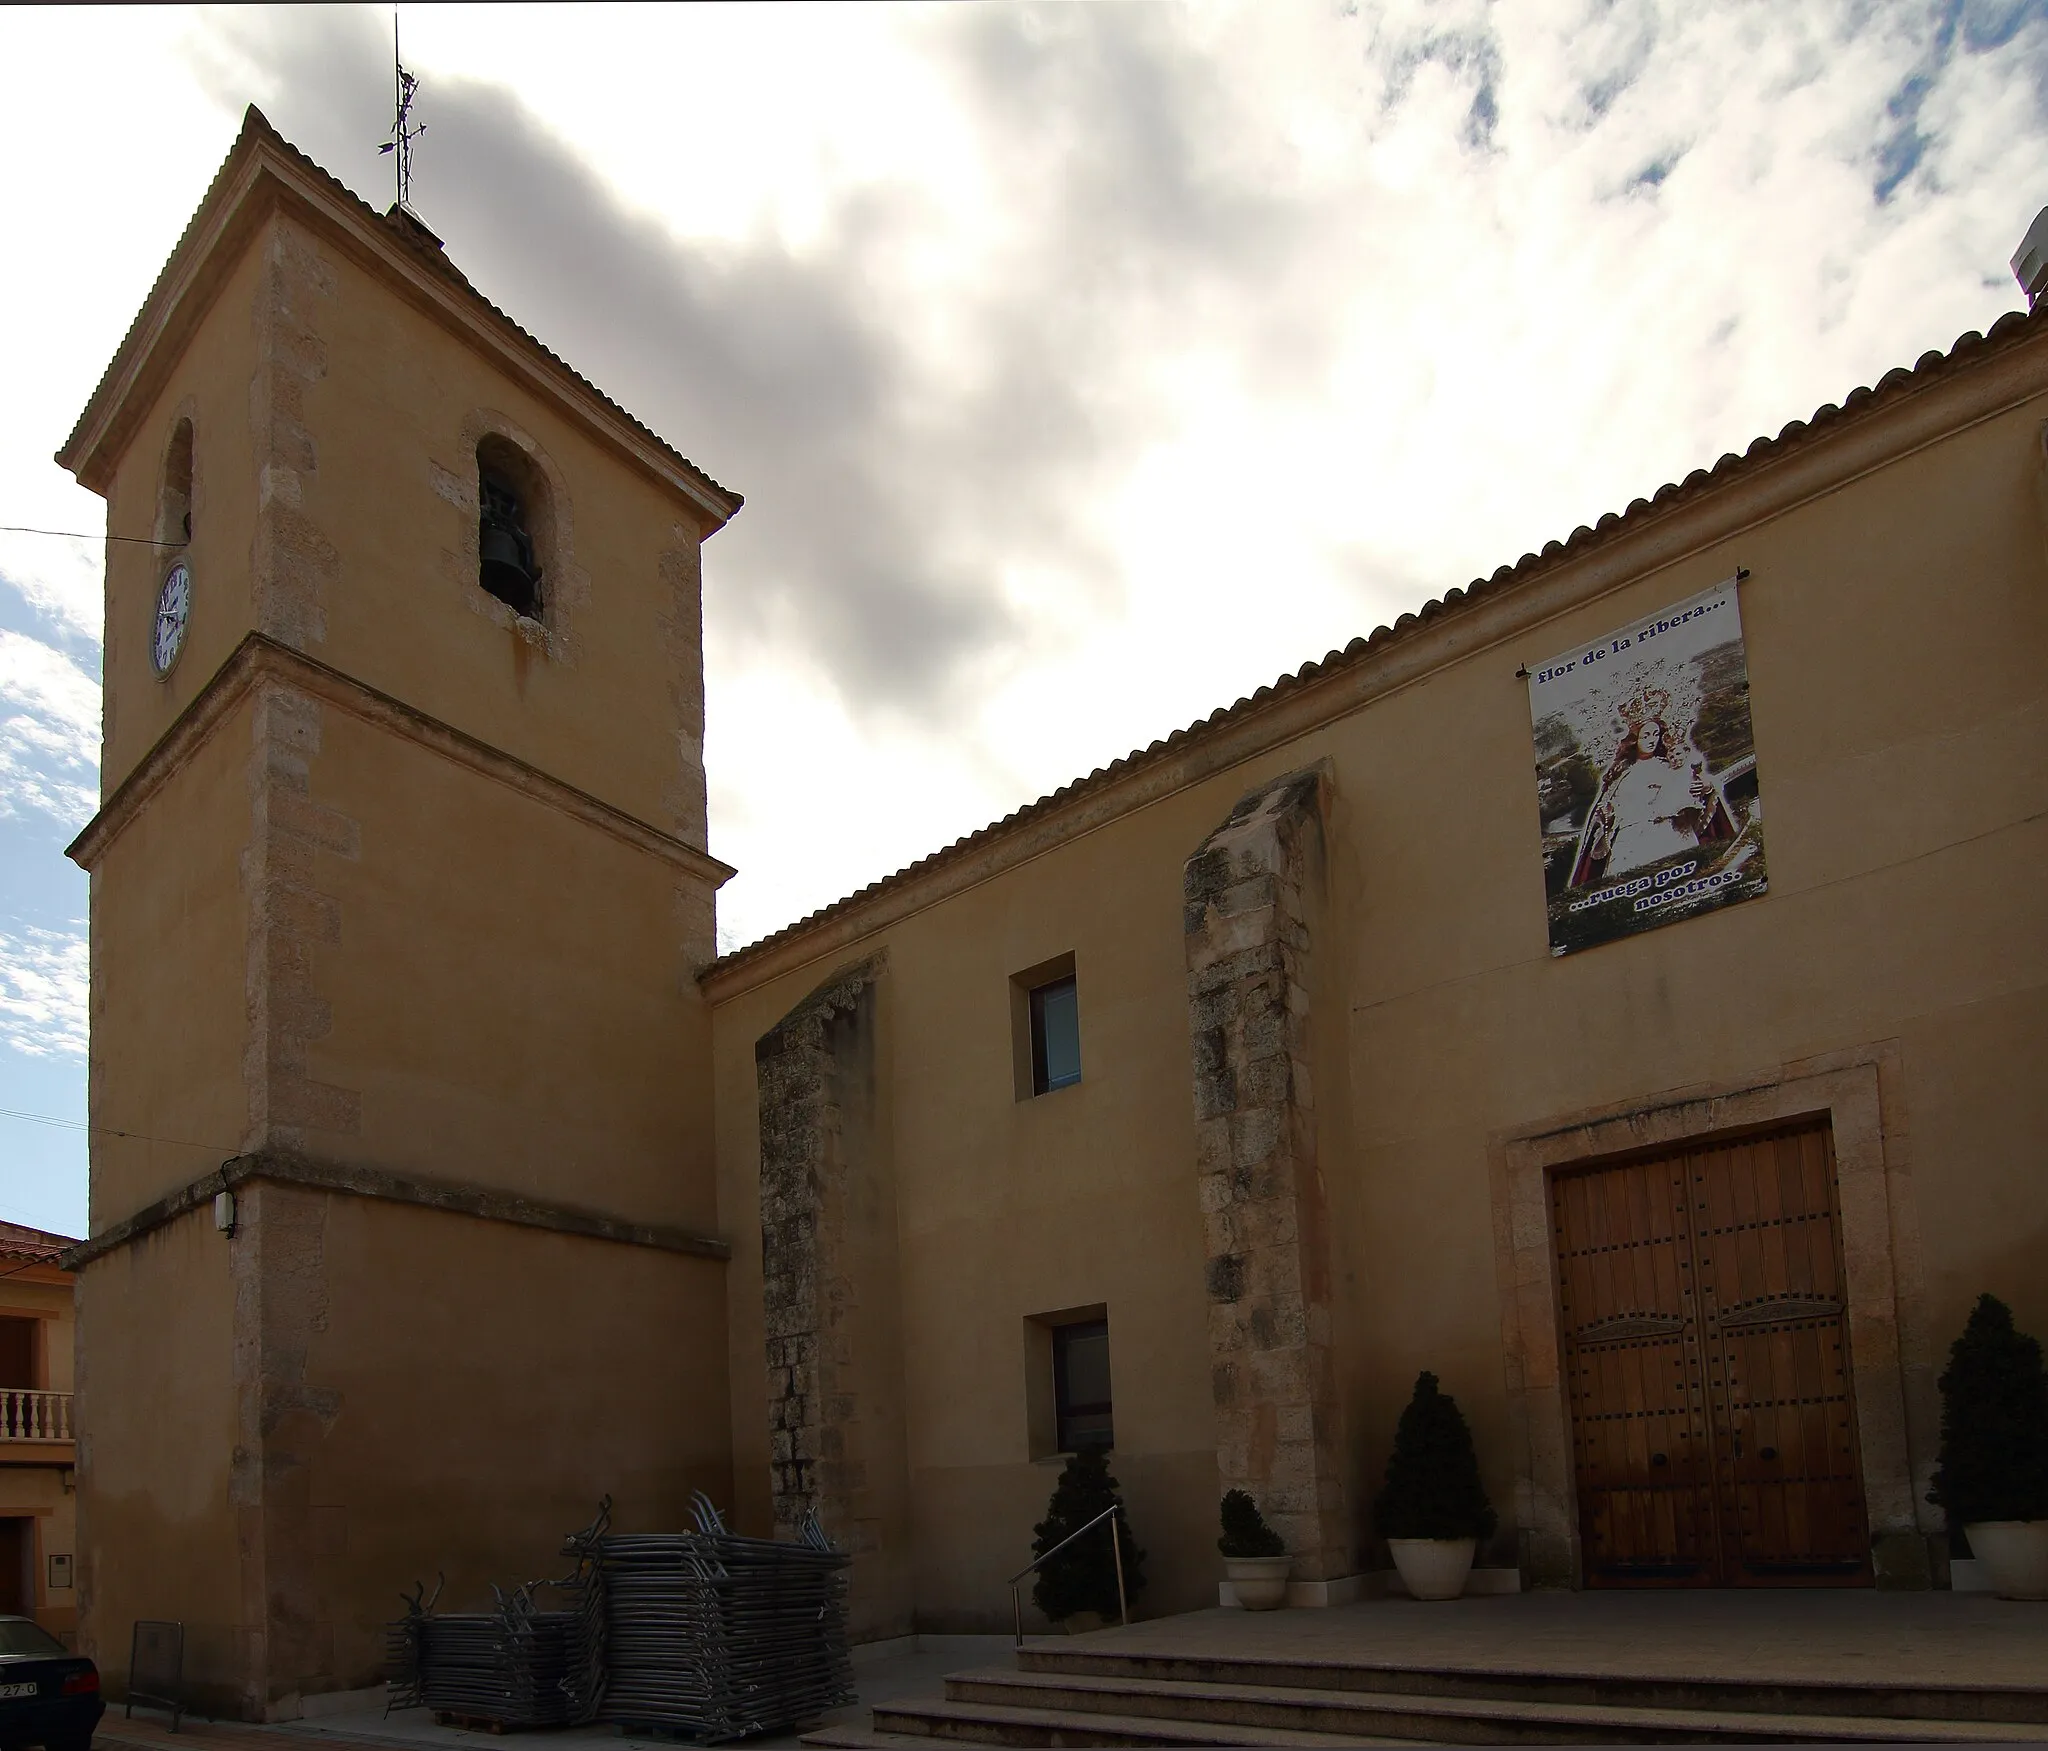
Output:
[2, 0, 2043, 1236]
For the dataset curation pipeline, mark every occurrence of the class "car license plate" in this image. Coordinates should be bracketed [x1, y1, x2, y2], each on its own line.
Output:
[0, 1683, 37, 1698]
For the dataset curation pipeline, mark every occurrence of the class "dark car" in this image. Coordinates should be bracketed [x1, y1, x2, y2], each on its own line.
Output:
[0, 1618, 99, 1751]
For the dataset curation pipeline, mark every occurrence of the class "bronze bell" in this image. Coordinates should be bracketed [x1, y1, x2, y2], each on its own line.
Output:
[478, 471, 541, 618]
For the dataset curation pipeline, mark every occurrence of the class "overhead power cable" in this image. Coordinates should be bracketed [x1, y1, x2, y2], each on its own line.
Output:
[0, 1105, 234, 1154]
[0, 526, 159, 546]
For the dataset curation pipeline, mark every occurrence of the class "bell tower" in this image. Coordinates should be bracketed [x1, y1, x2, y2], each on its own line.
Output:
[58, 110, 741, 1717]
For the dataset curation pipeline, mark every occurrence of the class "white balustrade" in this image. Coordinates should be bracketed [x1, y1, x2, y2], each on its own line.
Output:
[0, 1390, 72, 1441]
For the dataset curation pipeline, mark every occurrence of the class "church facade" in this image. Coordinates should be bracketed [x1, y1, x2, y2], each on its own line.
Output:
[58, 113, 2048, 1717]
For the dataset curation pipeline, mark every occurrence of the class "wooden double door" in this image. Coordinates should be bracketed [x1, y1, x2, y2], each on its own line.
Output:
[1551, 1121, 1872, 1587]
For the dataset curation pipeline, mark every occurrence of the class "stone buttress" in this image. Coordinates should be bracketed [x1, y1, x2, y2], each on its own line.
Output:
[754, 956, 912, 1640]
[1183, 767, 1355, 1582]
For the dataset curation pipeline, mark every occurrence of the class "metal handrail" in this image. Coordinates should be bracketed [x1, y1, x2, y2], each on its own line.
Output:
[1006, 1503, 1127, 1646]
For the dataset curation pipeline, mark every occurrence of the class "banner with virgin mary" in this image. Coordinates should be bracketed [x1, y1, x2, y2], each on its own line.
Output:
[1527, 576, 1767, 956]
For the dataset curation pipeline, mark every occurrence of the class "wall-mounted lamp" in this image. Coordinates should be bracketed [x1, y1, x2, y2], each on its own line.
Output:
[213, 1190, 237, 1236]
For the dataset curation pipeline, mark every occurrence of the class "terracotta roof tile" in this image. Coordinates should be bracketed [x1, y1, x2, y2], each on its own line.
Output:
[0, 1221, 77, 1266]
[706, 302, 2041, 981]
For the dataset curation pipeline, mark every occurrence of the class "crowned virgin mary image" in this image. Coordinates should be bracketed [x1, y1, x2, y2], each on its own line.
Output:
[1568, 687, 1738, 887]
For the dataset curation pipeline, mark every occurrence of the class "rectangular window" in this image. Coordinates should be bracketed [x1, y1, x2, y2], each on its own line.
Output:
[1009, 953, 1080, 1102]
[1053, 1318, 1113, 1452]
[1030, 975, 1082, 1094]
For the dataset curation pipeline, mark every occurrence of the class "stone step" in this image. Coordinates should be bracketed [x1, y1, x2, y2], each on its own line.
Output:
[869, 1694, 1412, 1746]
[803, 1728, 992, 1749]
[937, 1665, 2039, 1745]
[1019, 1647, 2048, 1727]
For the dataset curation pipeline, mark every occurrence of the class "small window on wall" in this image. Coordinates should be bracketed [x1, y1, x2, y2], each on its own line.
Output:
[1032, 977, 1081, 1094]
[1009, 953, 1082, 1101]
[1053, 1318, 1113, 1452]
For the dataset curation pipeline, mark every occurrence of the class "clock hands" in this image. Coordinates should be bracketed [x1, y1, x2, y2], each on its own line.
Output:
[153, 561, 191, 676]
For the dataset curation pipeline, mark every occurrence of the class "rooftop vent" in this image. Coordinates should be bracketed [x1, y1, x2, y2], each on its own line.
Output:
[2013, 206, 2048, 309]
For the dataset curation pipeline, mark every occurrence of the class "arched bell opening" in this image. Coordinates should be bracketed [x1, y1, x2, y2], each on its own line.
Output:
[475, 434, 551, 621]
[157, 418, 194, 550]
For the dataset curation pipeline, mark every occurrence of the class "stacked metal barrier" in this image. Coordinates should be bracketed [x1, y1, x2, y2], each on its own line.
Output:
[566, 1492, 854, 1743]
[385, 1509, 607, 1728]
[383, 1581, 432, 1715]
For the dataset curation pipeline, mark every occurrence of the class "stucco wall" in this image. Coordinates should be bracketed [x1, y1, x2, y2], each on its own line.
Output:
[101, 212, 712, 847]
[90, 209, 725, 1209]
[712, 373, 2048, 1617]
[88, 693, 253, 1223]
[275, 218, 712, 848]
[100, 246, 266, 793]
[1329, 392, 2048, 1578]
[714, 796, 1239, 1628]
[75, 1216, 241, 1708]
[283, 701, 719, 1218]
[251, 1191, 732, 1702]
[77, 197, 736, 1714]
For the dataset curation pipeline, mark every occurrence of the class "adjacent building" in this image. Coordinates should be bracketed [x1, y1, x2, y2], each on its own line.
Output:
[0, 1224, 80, 1641]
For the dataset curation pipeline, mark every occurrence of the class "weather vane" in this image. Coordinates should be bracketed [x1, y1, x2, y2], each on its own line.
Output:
[378, 7, 424, 211]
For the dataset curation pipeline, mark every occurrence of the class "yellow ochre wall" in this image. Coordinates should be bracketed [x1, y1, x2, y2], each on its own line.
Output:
[99, 246, 266, 795]
[74, 1221, 237, 1703]
[283, 216, 710, 846]
[710, 362, 2048, 1626]
[243, 1187, 733, 1705]
[288, 703, 719, 1217]
[85, 693, 253, 1223]
[76, 199, 735, 1714]
[101, 211, 711, 845]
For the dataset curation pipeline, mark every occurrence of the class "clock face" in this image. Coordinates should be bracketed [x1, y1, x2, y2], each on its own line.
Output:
[152, 561, 191, 678]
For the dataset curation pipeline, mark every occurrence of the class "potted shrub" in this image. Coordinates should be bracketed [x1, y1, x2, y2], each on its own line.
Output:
[1374, 1371, 1497, 1601]
[1217, 1489, 1291, 1610]
[1929, 1294, 2048, 1600]
[1031, 1448, 1147, 1629]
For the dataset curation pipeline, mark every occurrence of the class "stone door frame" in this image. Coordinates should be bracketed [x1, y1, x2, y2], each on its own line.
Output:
[1488, 1050, 1931, 1588]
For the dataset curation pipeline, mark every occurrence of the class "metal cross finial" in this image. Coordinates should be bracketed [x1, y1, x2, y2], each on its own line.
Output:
[378, 7, 425, 210]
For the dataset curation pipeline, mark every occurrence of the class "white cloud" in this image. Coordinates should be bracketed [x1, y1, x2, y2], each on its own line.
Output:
[0, 540, 104, 648]
[680, 0, 2048, 947]
[0, 629, 99, 829]
[6, 2, 2047, 960]
[0, 6, 223, 645]
[0, 632, 98, 758]
[0, 928, 88, 1060]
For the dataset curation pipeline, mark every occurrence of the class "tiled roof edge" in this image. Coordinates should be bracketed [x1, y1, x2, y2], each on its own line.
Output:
[55, 106, 269, 473]
[59, 106, 740, 520]
[704, 298, 2046, 984]
[0, 1218, 80, 1260]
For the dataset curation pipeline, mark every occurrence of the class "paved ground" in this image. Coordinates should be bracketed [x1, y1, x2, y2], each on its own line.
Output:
[87, 1592, 2048, 1748]
[91, 1637, 1019, 1751]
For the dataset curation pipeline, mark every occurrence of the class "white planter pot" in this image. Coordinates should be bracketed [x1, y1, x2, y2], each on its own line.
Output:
[1388, 1537, 1477, 1601]
[1965, 1522, 2048, 1601]
[1223, 1554, 1292, 1610]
